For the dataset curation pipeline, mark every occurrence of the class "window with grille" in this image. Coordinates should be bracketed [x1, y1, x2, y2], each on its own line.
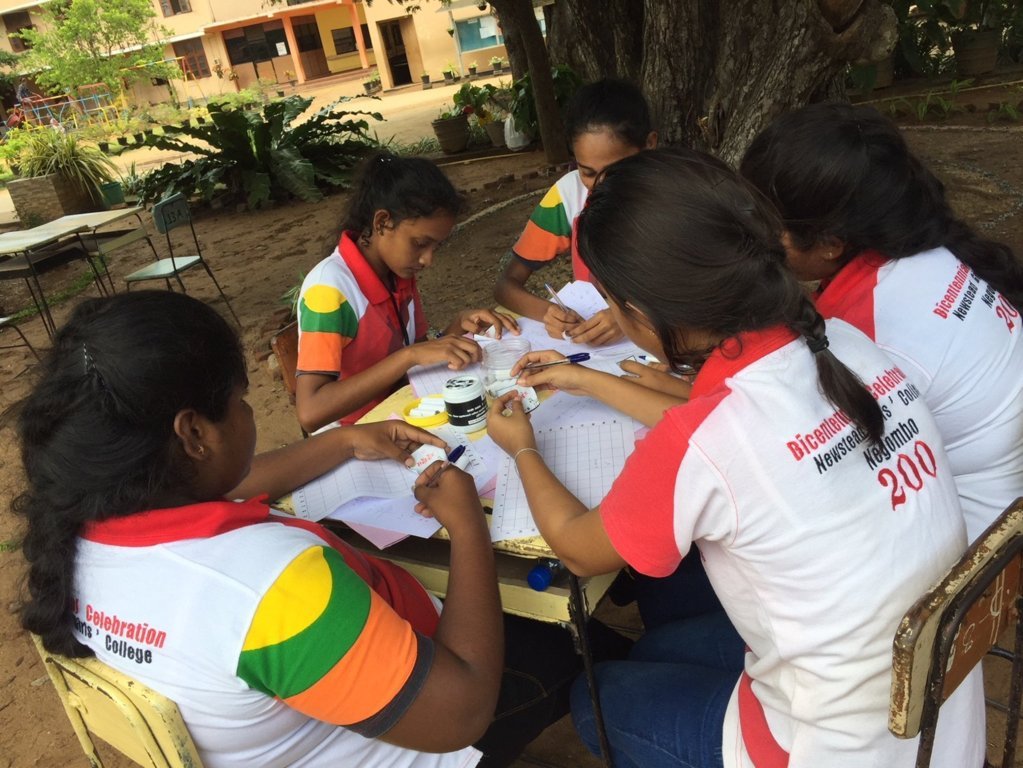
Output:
[4, 11, 33, 51]
[173, 38, 210, 79]
[331, 24, 372, 55]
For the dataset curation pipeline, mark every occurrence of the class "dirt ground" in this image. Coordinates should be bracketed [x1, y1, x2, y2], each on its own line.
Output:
[2, 125, 1023, 766]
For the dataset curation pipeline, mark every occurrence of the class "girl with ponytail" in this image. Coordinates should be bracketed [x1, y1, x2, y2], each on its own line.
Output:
[741, 102, 1023, 541]
[485, 149, 983, 768]
[295, 151, 519, 433]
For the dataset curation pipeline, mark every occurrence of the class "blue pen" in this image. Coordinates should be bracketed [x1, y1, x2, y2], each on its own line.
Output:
[446, 444, 466, 464]
[523, 352, 590, 371]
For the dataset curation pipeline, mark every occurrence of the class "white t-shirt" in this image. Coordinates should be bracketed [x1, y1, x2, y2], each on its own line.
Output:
[599, 320, 984, 768]
[816, 247, 1023, 541]
[71, 498, 480, 768]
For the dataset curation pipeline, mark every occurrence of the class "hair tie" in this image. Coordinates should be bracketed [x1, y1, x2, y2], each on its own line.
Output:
[807, 334, 830, 355]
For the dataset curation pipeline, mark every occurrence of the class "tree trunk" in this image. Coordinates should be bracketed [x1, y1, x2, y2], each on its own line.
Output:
[490, 0, 569, 165]
[547, 0, 643, 82]
[494, 7, 529, 81]
[546, 0, 895, 165]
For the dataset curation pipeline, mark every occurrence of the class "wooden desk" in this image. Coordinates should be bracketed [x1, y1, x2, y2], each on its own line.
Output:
[0, 207, 145, 336]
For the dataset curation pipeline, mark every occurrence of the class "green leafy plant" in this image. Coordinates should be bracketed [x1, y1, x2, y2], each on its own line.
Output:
[119, 161, 148, 197]
[452, 82, 499, 124]
[138, 95, 382, 209]
[279, 270, 307, 318]
[509, 64, 583, 135]
[16, 130, 117, 199]
[490, 55, 504, 67]
[988, 100, 1021, 122]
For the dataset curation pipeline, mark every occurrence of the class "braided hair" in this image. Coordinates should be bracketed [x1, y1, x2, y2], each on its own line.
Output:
[576, 148, 883, 442]
[16, 291, 246, 656]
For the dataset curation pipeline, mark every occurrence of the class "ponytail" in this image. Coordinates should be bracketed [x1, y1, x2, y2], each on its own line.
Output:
[788, 297, 884, 443]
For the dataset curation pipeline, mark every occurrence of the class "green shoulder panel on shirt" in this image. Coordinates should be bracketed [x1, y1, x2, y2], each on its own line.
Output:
[236, 546, 372, 698]
[299, 284, 359, 337]
[528, 186, 572, 237]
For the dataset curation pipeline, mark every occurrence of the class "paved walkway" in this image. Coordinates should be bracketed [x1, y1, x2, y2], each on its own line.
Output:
[0, 73, 512, 226]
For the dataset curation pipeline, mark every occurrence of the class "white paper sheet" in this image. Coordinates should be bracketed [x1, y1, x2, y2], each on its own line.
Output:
[490, 419, 636, 541]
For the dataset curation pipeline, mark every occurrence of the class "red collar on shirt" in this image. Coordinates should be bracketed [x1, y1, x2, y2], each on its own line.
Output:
[338, 230, 416, 306]
[817, 250, 888, 298]
[689, 325, 799, 400]
[80, 496, 272, 546]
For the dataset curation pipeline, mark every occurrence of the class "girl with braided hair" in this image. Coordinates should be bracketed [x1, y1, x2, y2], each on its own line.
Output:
[741, 101, 1023, 542]
[479, 149, 983, 768]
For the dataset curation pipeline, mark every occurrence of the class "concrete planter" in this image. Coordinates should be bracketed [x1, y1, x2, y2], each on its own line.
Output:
[431, 114, 470, 154]
[484, 119, 506, 148]
[8, 173, 99, 225]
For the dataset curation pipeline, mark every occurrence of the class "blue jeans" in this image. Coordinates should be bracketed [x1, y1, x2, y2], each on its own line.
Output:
[571, 612, 745, 768]
[634, 545, 724, 629]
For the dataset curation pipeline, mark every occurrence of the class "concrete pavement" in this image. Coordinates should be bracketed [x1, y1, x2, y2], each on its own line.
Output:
[0, 73, 514, 225]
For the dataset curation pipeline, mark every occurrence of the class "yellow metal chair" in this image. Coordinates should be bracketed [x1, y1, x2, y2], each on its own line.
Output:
[31, 634, 205, 768]
[889, 497, 1023, 768]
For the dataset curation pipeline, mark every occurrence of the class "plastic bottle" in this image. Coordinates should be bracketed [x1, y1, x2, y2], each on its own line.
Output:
[527, 558, 565, 591]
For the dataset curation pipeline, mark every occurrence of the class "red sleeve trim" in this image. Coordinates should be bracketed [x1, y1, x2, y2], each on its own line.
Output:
[739, 673, 790, 768]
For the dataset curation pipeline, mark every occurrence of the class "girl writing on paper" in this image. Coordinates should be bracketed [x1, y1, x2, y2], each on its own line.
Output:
[494, 78, 657, 347]
[296, 152, 519, 433]
[18, 290, 582, 768]
[479, 149, 983, 768]
[740, 101, 1023, 543]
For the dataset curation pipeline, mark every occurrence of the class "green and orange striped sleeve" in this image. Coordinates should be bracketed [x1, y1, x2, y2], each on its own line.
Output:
[511, 184, 573, 267]
[297, 284, 359, 375]
[237, 546, 433, 736]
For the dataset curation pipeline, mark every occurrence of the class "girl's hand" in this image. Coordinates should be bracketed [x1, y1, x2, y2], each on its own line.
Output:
[618, 359, 693, 400]
[512, 351, 599, 397]
[452, 308, 520, 338]
[486, 391, 538, 455]
[348, 421, 448, 467]
[566, 309, 624, 346]
[409, 336, 482, 369]
[413, 462, 486, 535]
[542, 304, 584, 339]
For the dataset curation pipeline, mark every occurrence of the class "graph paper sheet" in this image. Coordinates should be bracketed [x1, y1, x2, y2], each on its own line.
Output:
[490, 419, 636, 541]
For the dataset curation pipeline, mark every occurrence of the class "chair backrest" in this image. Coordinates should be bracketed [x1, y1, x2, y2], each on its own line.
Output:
[152, 194, 193, 236]
[270, 321, 308, 438]
[890, 497, 1023, 766]
[32, 634, 205, 768]
[271, 320, 300, 404]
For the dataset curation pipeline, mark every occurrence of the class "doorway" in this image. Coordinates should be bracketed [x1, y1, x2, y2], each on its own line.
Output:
[379, 20, 411, 86]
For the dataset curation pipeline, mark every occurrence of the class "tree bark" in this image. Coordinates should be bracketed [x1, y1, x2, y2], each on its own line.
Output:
[545, 0, 895, 165]
[494, 7, 529, 81]
[490, 0, 569, 165]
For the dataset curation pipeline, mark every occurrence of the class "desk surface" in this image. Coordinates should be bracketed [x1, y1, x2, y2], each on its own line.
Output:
[0, 207, 143, 255]
[360, 382, 557, 559]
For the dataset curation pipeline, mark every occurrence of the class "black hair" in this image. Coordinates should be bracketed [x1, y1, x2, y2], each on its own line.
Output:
[341, 150, 466, 237]
[564, 78, 652, 151]
[577, 148, 884, 443]
[740, 101, 1023, 310]
[16, 291, 247, 656]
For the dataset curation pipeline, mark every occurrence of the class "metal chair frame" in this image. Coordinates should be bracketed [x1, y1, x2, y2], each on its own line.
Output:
[890, 498, 1023, 768]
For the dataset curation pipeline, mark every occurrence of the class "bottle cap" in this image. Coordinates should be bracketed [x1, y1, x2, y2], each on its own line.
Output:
[528, 563, 554, 591]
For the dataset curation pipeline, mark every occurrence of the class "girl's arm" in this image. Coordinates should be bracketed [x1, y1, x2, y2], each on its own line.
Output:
[295, 337, 482, 433]
[485, 396, 625, 576]
[228, 421, 448, 501]
[381, 465, 504, 750]
[494, 257, 556, 321]
[513, 352, 685, 428]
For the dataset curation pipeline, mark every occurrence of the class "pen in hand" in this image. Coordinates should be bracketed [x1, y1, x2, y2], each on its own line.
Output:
[424, 444, 466, 488]
[523, 352, 591, 371]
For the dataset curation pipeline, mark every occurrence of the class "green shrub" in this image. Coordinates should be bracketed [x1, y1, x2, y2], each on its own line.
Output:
[139, 95, 383, 209]
[16, 129, 117, 197]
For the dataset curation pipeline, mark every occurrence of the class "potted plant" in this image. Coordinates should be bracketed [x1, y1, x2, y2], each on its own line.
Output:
[468, 60, 478, 79]
[490, 55, 505, 73]
[421, 72, 432, 90]
[442, 63, 457, 84]
[431, 103, 471, 154]
[362, 70, 382, 94]
[950, 0, 1008, 75]
[7, 130, 118, 222]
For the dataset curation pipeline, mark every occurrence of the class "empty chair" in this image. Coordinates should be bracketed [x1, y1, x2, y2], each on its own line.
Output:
[125, 194, 240, 326]
[77, 221, 159, 296]
[889, 497, 1023, 767]
[31, 634, 206, 768]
